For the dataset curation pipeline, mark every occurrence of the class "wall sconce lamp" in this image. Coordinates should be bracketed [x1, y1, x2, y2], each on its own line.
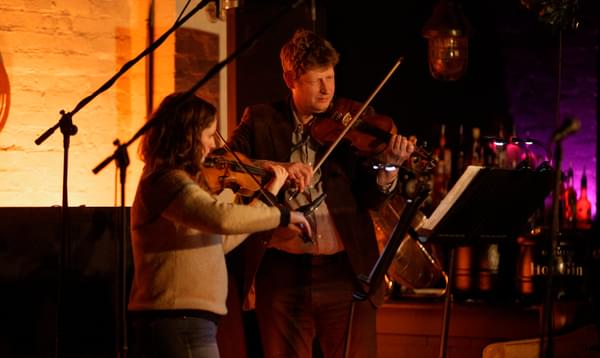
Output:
[422, 0, 471, 81]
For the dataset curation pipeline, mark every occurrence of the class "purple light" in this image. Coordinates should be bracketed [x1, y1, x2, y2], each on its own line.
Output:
[514, 118, 596, 220]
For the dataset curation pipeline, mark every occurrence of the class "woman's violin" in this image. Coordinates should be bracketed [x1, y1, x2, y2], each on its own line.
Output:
[201, 148, 272, 197]
[201, 146, 314, 243]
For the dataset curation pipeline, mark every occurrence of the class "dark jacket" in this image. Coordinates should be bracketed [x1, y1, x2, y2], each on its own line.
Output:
[228, 98, 394, 306]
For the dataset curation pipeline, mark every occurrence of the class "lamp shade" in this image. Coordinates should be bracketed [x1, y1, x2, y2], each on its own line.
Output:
[423, 0, 471, 81]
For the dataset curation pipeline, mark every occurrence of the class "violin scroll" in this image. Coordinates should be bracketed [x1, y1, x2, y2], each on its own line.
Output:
[369, 144, 437, 176]
[409, 145, 438, 174]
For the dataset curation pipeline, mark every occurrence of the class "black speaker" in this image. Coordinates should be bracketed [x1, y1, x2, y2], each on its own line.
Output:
[0, 206, 131, 357]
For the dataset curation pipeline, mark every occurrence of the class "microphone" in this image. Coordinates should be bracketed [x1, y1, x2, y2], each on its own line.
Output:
[551, 117, 581, 143]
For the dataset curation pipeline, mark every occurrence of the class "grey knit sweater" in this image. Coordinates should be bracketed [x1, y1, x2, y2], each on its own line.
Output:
[128, 168, 282, 315]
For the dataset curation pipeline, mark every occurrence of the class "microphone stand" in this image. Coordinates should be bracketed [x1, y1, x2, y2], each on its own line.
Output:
[343, 184, 431, 358]
[540, 136, 562, 358]
[34, 110, 77, 358]
[91, 1, 307, 358]
[540, 27, 566, 358]
[34, 1, 213, 357]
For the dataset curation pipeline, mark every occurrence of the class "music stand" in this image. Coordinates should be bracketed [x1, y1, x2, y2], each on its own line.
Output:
[417, 165, 554, 358]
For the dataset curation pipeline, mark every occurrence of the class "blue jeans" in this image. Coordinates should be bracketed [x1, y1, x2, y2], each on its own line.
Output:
[131, 311, 220, 358]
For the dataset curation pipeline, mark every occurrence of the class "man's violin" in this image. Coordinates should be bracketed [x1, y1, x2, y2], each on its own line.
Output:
[309, 98, 436, 175]
[310, 97, 397, 157]
[299, 57, 410, 175]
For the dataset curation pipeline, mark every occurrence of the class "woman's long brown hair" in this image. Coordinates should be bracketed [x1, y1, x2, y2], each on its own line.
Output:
[139, 92, 216, 174]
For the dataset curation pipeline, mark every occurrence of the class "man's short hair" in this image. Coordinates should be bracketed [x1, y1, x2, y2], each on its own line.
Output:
[280, 28, 339, 79]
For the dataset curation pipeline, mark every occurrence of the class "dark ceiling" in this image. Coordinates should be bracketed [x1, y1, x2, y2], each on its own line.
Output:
[234, 0, 598, 148]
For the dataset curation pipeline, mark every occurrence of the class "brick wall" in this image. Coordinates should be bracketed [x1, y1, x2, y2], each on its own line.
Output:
[0, 0, 179, 206]
[175, 27, 220, 114]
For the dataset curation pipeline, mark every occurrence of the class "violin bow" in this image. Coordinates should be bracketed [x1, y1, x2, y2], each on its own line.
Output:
[311, 57, 404, 174]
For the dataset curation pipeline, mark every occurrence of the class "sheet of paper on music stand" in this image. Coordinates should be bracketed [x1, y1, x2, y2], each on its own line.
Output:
[420, 165, 483, 234]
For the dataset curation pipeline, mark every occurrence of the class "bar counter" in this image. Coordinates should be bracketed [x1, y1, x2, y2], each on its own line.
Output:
[376, 298, 595, 357]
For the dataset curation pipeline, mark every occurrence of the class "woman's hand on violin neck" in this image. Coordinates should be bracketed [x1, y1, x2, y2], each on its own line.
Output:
[264, 164, 289, 195]
[284, 162, 314, 193]
[381, 134, 416, 167]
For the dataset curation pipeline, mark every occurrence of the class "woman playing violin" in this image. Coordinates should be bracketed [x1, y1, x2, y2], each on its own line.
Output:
[128, 92, 311, 358]
[228, 28, 415, 358]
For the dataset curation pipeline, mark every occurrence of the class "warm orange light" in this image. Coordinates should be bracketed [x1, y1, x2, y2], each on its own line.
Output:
[426, 35, 468, 81]
[422, 0, 470, 81]
[0, 0, 175, 207]
[1, 0, 227, 207]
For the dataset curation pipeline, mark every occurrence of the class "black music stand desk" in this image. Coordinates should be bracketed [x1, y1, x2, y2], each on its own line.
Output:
[416, 165, 554, 358]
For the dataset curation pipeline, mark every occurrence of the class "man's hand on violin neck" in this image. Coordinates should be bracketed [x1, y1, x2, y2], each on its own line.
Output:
[284, 162, 314, 193]
[381, 134, 416, 167]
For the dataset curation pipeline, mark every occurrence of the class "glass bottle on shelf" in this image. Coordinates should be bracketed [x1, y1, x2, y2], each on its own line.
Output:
[576, 166, 592, 230]
[470, 127, 483, 166]
[453, 127, 477, 301]
[455, 124, 466, 179]
[441, 124, 452, 179]
[506, 126, 520, 169]
[496, 124, 507, 168]
[563, 162, 577, 230]
[432, 124, 452, 208]
[483, 135, 496, 168]
[454, 245, 474, 300]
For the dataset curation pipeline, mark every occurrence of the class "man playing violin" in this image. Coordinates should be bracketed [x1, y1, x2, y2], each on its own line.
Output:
[228, 28, 415, 357]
